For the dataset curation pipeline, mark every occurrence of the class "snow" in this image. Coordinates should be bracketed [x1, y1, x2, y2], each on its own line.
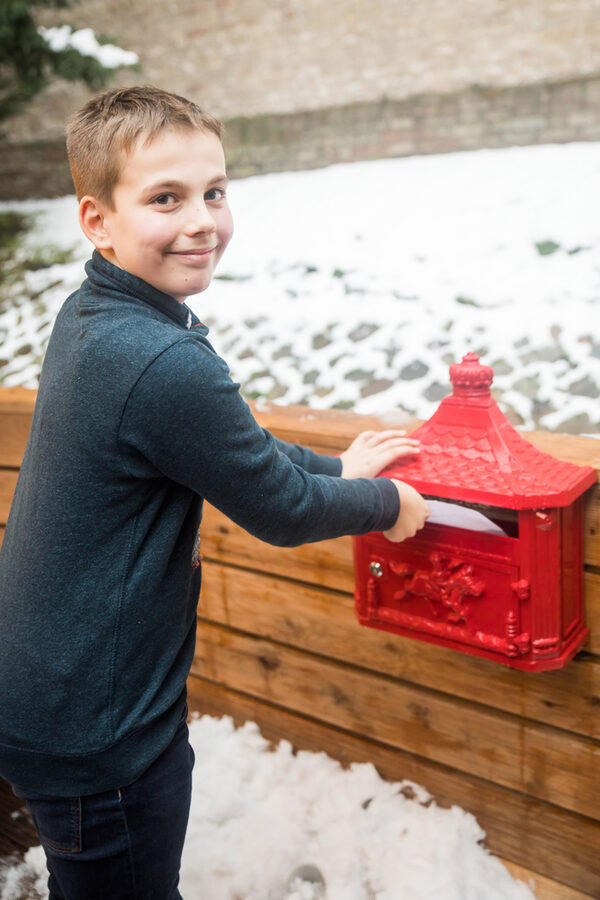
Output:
[0, 715, 537, 900]
[38, 26, 139, 68]
[1, 141, 599, 433]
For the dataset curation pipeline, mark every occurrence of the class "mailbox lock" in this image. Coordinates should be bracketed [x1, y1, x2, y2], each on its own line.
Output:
[369, 561, 384, 578]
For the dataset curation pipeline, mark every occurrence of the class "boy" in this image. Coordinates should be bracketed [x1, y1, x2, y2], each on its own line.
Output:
[0, 86, 429, 899]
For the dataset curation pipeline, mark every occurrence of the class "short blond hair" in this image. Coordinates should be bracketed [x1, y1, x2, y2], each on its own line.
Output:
[66, 85, 223, 208]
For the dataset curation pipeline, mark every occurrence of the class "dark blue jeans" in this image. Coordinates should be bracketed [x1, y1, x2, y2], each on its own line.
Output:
[13, 711, 194, 900]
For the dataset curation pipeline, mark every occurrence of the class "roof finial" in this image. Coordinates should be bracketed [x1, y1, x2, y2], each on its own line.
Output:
[449, 353, 494, 397]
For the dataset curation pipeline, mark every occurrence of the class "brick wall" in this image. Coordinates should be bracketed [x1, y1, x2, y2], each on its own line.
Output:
[1, 0, 599, 198]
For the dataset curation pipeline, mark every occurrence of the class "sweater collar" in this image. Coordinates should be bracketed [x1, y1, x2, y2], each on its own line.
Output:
[85, 250, 201, 330]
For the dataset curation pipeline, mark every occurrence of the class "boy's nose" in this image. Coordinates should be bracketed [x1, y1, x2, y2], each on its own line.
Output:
[184, 203, 216, 235]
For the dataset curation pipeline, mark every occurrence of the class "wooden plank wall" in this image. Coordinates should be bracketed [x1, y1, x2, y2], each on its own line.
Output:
[1, 388, 599, 898]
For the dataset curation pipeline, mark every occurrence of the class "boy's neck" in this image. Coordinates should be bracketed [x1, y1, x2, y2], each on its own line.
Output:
[95, 248, 188, 305]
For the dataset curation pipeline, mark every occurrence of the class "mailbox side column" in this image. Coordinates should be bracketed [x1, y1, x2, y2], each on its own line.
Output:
[560, 498, 587, 644]
[519, 509, 562, 666]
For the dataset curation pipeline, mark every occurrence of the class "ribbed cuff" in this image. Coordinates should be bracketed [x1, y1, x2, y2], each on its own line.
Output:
[374, 477, 400, 531]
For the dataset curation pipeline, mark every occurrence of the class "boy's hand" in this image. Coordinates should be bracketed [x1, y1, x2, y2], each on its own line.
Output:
[383, 479, 430, 542]
[340, 430, 420, 480]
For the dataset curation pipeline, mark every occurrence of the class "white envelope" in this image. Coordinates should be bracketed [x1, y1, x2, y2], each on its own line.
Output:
[425, 500, 508, 536]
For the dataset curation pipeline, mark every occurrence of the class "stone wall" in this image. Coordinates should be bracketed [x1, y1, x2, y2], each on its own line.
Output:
[223, 74, 600, 176]
[1, 0, 599, 198]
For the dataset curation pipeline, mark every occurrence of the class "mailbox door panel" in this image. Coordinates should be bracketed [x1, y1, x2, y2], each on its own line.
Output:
[354, 526, 528, 663]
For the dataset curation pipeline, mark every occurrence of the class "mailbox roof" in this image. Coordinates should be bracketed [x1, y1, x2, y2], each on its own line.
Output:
[381, 354, 597, 509]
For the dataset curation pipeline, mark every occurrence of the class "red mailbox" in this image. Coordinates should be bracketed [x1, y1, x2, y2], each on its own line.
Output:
[353, 353, 597, 671]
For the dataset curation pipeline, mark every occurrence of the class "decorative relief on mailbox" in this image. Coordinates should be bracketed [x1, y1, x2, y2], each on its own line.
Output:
[389, 553, 484, 625]
[511, 579, 530, 601]
[353, 353, 597, 672]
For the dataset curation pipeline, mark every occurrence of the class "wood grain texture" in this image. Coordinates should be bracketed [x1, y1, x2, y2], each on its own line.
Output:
[186, 678, 600, 898]
[0, 389, 36, 468]
[201, 504, 355, 592]
[498, 859, 598, 900]
[0, 778, 36, 857]
[586, 571, 600, 656]
[0, 470, 18, 524]
[192, 621, 600, 819]
[199, 561, 600, 739]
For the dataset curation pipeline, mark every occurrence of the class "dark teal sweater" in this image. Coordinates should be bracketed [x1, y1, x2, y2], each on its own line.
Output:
[0, 252, 399, 796]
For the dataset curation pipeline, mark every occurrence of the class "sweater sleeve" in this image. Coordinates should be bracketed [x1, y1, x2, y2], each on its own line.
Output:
[118, 337, 399, 547]
[270, 435, 342, 476]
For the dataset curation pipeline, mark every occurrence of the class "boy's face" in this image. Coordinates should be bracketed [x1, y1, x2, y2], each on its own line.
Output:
[91, 127, 233, 302]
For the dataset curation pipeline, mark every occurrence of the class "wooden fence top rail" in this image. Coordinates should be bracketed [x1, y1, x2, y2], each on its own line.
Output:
[3, 387, 599, 472]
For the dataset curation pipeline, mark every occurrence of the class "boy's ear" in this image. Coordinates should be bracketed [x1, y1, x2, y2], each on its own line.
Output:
[78, 196, 113, 251]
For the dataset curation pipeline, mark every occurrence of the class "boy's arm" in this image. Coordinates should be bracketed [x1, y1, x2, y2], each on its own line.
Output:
[118, 339, 402, 547]
[272, 431, 419, 478]
[270, 435, 342, 476]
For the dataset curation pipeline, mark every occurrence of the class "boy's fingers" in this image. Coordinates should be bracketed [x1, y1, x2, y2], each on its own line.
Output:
[365, 429, 408, 444]
[354, 429, 408, 447]
[389, 439, 420, 448]
[374, 443, 420, 471]
[374, 439, 420, 456]
[385, 444, 420, 458]
[348, 431, 375, 448]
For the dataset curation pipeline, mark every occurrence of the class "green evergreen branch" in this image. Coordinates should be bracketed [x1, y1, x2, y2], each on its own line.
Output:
[0, 0, 136, 123]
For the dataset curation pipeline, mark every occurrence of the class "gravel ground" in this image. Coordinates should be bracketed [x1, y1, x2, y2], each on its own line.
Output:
[1, 142, 599, 433]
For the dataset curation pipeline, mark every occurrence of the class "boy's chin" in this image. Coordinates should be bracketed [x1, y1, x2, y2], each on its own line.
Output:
[172, 282, 212, 303]
[167, 273, 216, 303]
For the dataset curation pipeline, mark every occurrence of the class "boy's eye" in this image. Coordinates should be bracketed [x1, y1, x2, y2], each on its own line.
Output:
[205, 187, 226, 202]
[152, 193, 176, 206]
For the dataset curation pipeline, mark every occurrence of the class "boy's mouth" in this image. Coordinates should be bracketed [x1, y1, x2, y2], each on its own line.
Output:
[168, 247, 216, 258]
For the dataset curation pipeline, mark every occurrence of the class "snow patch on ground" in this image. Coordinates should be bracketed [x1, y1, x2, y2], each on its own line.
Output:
[0, 715, 537, 900]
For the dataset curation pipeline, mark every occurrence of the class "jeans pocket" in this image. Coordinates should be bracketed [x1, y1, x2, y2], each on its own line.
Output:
[26, 795, 82, 854]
